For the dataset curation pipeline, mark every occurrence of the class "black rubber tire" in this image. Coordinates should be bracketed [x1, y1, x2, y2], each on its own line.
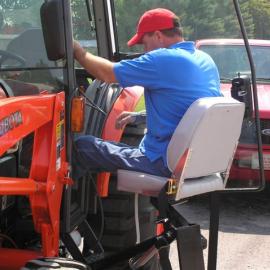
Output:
[99, 126, 161, 270]
[21, 257, 90, 270]
[101, 175, 157, 249]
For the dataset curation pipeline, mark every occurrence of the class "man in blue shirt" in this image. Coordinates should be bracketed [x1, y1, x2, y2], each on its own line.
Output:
[73, 8, 221, 179]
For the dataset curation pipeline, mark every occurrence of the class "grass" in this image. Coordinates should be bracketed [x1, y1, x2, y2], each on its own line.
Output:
[134, 95, 145, 112]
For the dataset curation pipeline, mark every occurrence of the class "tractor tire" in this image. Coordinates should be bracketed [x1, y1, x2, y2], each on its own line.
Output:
[21, 257, 90, 270]
[100, 176, 160, 270]
[100, 125, 161, 270]
[101, 175, 157, 249]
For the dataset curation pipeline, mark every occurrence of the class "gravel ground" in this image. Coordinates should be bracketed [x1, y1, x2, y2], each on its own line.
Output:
[169, 189, 270, 270]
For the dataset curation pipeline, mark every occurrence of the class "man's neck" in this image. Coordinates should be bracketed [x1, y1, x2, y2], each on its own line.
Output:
[164, 37, 184, 48]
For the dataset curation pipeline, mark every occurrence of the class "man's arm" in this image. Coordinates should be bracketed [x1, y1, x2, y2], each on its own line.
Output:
[74, 41, 117, 83]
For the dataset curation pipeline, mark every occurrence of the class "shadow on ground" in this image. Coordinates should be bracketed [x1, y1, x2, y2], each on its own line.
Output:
[175, 188, 270, 235]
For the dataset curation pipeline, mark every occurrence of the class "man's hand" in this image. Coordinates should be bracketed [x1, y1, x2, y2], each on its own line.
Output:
[115, 111, 137, 129]
[73, 39, 116, 83]
[73, 40, 86, 60]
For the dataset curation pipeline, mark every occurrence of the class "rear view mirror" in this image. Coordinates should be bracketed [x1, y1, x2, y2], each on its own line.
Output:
[40, 0, 65, 61]
[231, 75, 253, 118]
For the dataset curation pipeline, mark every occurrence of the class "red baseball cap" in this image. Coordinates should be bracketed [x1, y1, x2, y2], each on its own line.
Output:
[127, 8, 176, 47]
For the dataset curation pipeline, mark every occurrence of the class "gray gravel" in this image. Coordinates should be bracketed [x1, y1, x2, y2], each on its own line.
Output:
[169, 190, 270, 270]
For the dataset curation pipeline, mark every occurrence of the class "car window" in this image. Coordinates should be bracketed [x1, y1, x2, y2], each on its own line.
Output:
[199, 44, 270, 80]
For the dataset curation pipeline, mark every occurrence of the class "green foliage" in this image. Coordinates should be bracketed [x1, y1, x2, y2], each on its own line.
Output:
[1, 0, 269, 51]
[239, 0, 255, 38]
[248, 0, 270, 39]
[114, 0, 270, 51]
[182, 0, 224, 40]
[0, 0, 35, 9]
[115, 0, 185, 52]
[135, 95, 145, 112]
[71, 0, 95, 40]
[1, 0, 42, 29]
[215, 1, 240, 38]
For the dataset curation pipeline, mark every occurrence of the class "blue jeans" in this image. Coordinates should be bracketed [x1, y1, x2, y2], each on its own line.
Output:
[72, 135, 171, 180]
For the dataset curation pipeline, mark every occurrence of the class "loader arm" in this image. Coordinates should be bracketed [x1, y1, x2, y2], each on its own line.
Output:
[0, 92, 71, 268]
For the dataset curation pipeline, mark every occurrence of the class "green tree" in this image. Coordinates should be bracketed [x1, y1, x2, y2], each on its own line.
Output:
[248, 0, 270, 39]
[214, 0, 240, 38]
[181, 0, 224, 40]
[1, 0, 42, 29]
[239, 0, 255, 38]
[0, 0, 35, 9]
[71, 0, 95, 40]
[115, 0, 185, 52]
[114, 0, 270, 47]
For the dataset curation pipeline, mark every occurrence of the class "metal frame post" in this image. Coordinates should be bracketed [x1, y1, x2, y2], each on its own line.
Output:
[207, 192, 221, 270]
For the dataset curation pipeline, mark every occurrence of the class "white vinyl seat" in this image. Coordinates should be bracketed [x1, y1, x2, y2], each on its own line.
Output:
[117, 97, 245, 201]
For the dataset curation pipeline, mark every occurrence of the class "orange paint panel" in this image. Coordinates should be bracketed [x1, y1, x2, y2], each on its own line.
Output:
[0, 95, 55, 156]
[97, 86, 144, 197]
[0, 92, 67, 259]
[97, 172, 110, 197]
[102, 86, 143, 141]
[0, 177, 45, 195]
[29, 92, 66, 256]
[0, 248, 42, 270]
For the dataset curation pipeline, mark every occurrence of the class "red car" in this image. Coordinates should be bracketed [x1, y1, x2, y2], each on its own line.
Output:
[196, 39, 270, 185]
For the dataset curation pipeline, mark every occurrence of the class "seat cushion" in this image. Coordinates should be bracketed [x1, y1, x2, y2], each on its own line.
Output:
[117, 169, 167, 197]
[117, 169, 224, 200]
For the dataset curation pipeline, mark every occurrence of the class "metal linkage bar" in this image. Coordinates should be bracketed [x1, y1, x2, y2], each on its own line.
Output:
[207, 192, 221, 270]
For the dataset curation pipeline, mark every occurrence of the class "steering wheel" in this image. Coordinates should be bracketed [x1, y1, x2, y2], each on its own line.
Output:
[0, 50, 26, 68]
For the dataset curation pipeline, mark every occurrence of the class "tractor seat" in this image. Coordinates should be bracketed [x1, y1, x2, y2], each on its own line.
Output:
[117, 97, 245, 201]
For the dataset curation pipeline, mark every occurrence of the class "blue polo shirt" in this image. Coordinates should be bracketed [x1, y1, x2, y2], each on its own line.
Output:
[113, 41, 221, 166]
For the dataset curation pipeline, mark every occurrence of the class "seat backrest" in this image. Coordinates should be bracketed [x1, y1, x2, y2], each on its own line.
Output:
[167, 97, 245, 181]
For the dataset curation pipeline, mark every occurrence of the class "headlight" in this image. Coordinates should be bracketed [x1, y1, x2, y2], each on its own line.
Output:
[237, 153, 270, 170]
[237, 156, 252, 169]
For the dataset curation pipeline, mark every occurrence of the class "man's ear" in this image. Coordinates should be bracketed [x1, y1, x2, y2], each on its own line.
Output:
[154, 30, 163, 40]
[154, 30, 165, 45]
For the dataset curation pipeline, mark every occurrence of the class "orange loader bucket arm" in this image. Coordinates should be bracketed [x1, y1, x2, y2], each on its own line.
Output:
[0, 92, 72, 269]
